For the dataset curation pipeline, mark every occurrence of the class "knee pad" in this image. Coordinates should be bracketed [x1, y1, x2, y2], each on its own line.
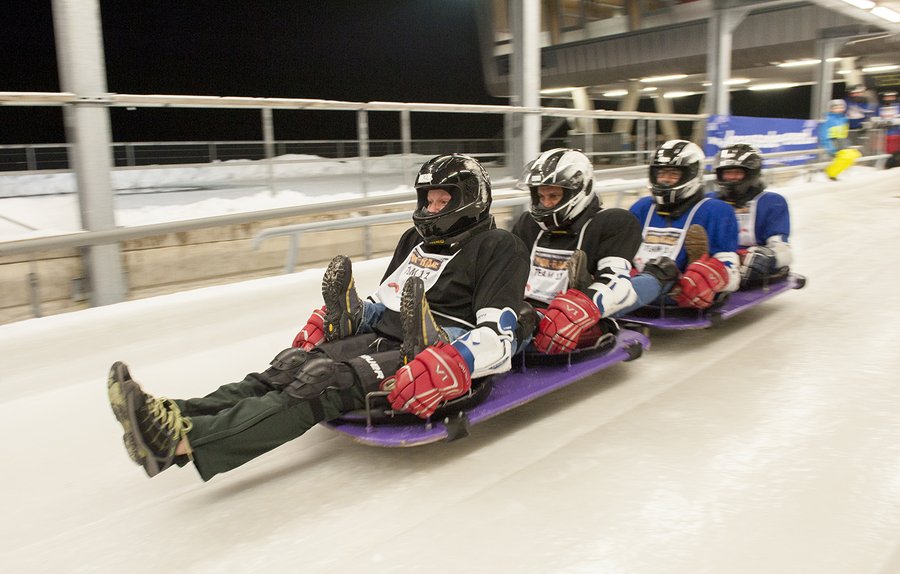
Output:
[262, 347, 313, 388]
[284, 355, 358, 401]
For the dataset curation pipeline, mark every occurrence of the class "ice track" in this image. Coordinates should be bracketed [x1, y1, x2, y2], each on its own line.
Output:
[1, 170, 899, 573]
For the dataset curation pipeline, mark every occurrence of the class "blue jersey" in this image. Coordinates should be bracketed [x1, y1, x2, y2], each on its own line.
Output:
[629, 195, 738, 271]
[818, 112, 849, 155]
[708, 190, 790, 249]
[846, 98, 875, 130]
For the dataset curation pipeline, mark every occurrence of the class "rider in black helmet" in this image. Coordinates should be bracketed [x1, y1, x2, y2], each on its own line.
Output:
[106, 154, 529, 482]
[713, 144, 793, 288]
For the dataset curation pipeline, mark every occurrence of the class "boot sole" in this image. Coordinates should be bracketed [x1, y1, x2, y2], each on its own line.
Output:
[107, 363, 143, 466]
[400, 277, 447, 363]
[567, 249, 590, 292]
[321, 255, 356, 341]
[107, 363, 162, 477]
[684, 224, 709, 265]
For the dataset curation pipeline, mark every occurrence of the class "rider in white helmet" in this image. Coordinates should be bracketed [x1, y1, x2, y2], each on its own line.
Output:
[511, 148, 672, 354]
[627, 139, 740, 310]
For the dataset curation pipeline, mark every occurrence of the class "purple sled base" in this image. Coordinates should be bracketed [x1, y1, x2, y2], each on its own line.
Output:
[321, 328, 649, 447]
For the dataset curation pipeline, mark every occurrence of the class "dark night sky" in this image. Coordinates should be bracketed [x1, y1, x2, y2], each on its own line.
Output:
[2, 0, 505, 144]
[2, 1, 823, 146]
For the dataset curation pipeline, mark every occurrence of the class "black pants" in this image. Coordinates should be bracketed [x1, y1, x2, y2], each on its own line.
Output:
[176, 334, 401, 481]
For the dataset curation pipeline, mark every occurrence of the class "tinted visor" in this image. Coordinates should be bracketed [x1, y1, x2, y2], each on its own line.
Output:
[650, 165, 692, 188]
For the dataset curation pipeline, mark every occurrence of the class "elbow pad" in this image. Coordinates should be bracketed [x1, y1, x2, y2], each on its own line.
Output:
[712, 251, 741, 293]
[765, 236, 793, 268]
[450, 307, 517, 378]
[586, 256, 639, 317]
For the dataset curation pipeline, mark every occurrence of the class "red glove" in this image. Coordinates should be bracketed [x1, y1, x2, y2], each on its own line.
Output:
[674, 255, 729, 309]
[291, 306, 326, 350]
[533, 289, 602, 355]
[382, 341, 472, 419]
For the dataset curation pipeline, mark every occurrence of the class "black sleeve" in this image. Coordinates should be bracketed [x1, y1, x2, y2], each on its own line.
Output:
[471, 230, 531, 319]
[583, 208, 643, 275]
[510, 212, 538, 251]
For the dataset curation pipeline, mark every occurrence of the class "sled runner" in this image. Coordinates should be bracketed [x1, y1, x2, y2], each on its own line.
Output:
[321, 328, 650, 447]
[619, 272, 806, 331]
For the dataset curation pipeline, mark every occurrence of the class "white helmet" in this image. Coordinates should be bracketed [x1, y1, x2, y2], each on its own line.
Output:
[518, 148, 596, 230]
[648, 139, 706, 212]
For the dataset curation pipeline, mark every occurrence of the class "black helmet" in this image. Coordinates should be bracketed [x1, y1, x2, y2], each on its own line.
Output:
[714, 143, 763, 206]
[518, 148, 596, 230]
[648, 139, 706, 211]
[412, 154, 492, 245]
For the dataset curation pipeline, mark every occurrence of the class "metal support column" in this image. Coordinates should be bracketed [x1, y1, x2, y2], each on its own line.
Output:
[706, 2, 750, 118]
[400, 109, 412, 185]
[262, 108, 276, 195]
[51, 0, 126, 306]
[613, 81, 642, 147]
[357, 109, 372, 258]
[508, 0, 541, 176]
[812, 38, 841, 120]
[652, 97, 680, 142]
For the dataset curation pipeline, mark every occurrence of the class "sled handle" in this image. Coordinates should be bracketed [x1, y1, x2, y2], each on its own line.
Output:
[364, 391, 392, 431]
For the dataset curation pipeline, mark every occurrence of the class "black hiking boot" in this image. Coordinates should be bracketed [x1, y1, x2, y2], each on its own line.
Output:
[566, 248, 593, 292]
[321, 255, 363, 342]
[684, 224, 709, 265]
[107, 362, 193, 477]
[399, 276, 449, 364]
[642, 256, 680, 286]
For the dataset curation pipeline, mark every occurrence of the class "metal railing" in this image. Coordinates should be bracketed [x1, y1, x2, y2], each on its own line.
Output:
[1, 149, 890, 260]
[0, 89, 891, 319]
[250, 197, 531, 274]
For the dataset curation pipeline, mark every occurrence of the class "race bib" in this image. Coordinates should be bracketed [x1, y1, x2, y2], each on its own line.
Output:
[376, 245, 456, 311]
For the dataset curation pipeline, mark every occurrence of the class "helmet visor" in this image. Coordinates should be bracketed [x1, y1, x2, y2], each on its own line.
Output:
[650, 165, 693, 189]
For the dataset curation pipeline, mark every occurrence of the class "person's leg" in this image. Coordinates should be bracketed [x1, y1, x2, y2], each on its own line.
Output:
[613, 257, 679, 317]
[358, 301, 386, 334]
[615, 273, 667, 316]
[321, 255, 364, 340]
[176, 347, 328, 417]
[108, 344, 401, 481]
[188, 346, 404, 480]
[187, 375, 364, 481]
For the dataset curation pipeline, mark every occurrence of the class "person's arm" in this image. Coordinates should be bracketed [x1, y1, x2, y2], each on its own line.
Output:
[758, 193, 792, 268]
[452, 232, 530, 377]
[819, 120, 836, 155]
[673, 202, 739, 308]
[706, 203, 741, 293]
[384, 232, 530, 418]
[580, 209, 644, 317]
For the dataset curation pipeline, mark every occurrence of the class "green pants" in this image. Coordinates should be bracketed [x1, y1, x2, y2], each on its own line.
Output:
[177, 336, 400, 481]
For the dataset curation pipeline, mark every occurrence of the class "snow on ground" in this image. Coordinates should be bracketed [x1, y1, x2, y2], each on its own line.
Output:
[0, 163, 899, 573]
[0, 154, 883, 241]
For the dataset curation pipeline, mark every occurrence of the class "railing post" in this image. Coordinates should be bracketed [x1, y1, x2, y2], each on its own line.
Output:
[28, 269, 42, 318]
[262, 108, 276, 196]
[25, 146, 37, 170]
[51, 0, 126, 307]
[400, 109, 412, 185]
[285, 233, 301, 274]
[357, 109, 372, 258]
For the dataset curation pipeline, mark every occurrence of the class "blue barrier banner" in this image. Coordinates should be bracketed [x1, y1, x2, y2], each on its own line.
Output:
[705, 115, 819, 166]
